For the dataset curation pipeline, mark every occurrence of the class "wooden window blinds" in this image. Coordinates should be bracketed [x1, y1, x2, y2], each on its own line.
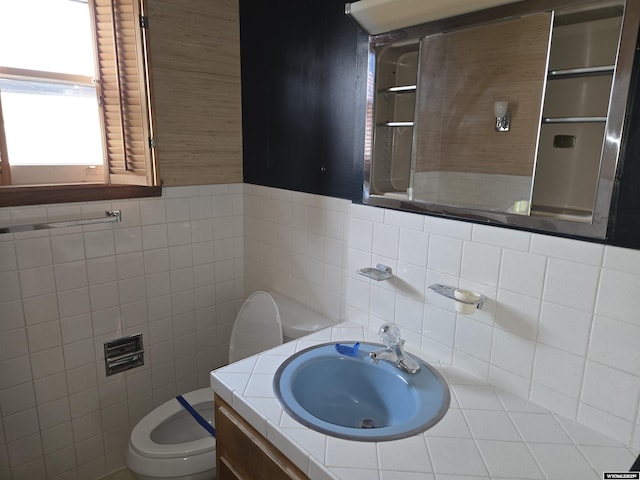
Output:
[91, 0, 158, 186]
[0, 0, 158, 187]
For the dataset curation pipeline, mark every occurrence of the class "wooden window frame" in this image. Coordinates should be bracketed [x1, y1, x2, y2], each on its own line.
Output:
[0, 0, 161, 208]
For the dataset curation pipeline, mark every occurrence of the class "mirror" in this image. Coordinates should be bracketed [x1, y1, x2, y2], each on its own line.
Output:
[363, 0, 639, 239]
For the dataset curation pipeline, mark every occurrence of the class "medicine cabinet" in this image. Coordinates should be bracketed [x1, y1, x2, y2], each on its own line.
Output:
[361, 0, 639, 239]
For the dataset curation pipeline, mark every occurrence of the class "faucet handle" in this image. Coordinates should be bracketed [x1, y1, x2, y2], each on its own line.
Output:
[378, 323, 402, 348]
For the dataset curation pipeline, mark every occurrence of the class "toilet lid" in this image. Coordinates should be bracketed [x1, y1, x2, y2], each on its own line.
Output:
[229, 291, 283, 363]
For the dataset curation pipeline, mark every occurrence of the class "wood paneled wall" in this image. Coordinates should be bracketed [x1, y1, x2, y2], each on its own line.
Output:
[148, 0, 242, 185]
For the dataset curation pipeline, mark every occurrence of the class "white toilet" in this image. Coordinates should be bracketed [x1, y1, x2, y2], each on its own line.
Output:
[126, 291, 336, 480]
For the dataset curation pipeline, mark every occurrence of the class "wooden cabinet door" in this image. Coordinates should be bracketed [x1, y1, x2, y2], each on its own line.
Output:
[215, 395, 309, 480]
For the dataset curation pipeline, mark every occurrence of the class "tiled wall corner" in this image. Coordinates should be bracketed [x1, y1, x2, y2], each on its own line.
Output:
[344, 202, 640, 448]
[2, 182, 639, 480]
[0, 184, 244, 479]
[242, 185, 350, 322]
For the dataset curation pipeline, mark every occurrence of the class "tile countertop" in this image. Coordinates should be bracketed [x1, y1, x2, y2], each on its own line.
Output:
[210, 322, 637, 480]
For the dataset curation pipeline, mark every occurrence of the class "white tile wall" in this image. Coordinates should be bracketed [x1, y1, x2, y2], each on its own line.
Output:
[344, 202, 640, 449]
[2, 183, 640, 479]
[0, 185, 243, 480]
[243, 185, 350, 321]
[246, 186, 640, 450]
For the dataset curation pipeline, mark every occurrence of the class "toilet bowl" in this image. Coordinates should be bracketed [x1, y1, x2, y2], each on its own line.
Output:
[126, 388, 215, 480]
[126, 291, 336, 480]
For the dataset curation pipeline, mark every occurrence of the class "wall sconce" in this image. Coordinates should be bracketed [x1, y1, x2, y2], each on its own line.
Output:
[494, 101, 511, 132]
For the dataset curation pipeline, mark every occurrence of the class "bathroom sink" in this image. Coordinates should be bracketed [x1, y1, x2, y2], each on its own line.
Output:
[273, 342, 450, 441]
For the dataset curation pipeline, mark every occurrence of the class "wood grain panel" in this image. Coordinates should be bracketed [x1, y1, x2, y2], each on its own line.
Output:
[148, 0, 242, 185]
[414, 13, 552, 176]
[215, 395, 310, 480]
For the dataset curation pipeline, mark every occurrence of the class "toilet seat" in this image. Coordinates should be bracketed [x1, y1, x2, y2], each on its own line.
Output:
[229, 291, 283, 363]
[127, 291, 337, 479]
[129, 388, 215, 460]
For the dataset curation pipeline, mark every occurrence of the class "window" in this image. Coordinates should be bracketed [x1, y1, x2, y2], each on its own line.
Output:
[0, 0, 159, 205]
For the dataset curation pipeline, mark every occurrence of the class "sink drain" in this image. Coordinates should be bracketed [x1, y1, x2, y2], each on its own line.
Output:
[359, 418, 376, 429]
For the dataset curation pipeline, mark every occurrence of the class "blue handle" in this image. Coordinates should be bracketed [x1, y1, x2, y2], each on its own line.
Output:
[335, 342, 360, 356]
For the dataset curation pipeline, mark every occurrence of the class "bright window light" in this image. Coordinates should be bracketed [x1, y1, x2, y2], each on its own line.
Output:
[0, 79, 103, 166]
[0, 0, 102, 168]
[0, 0, 95, 76]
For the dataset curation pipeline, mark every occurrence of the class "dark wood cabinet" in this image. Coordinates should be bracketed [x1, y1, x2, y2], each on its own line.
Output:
[215, 395, 310, 480]
[239, 0, 369, 202]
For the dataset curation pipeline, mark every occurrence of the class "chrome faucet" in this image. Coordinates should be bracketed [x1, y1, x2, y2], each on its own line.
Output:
[369, 323, 420, 374]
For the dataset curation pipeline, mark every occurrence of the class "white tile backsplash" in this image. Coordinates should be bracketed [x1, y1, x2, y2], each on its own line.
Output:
[531, 233, 605, 266]
[534, 344, 586, 399]
[596, 267, 640, 324]
[537, 301, 592, 356]
[2, 184, 640, 480]
[543, 258, 600, 312]
[472, 223, 532, 252]
[372, 223, 400, 259]
[582, 361, 640, 422]
[428, 235, 463, 276]
[280, 195, 640, 449]
[588, 316, 640, 375]
[491, 328, 535, 379]
[499, 249, 547, 297]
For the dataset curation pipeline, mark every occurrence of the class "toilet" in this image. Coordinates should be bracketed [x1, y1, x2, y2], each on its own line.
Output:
[126, 291, 336, 480]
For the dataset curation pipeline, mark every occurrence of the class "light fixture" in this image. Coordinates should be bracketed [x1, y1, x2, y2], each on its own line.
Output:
[345, 0, 522, 35]
[494, 101, 511, 132]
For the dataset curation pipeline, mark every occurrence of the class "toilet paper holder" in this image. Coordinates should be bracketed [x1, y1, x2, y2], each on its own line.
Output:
[104, 333, 144, 376]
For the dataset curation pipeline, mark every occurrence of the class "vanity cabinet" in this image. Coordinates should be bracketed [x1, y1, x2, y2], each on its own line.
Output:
[214, 395, 310, 480]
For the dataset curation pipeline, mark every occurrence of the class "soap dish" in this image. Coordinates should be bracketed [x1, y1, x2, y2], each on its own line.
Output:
[428, 284, 487, 314]
[357, 264, 393, 281]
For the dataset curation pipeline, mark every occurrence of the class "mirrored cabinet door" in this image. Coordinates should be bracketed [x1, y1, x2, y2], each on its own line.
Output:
[411, 12, 552, 214]
[363, 0, 639, 240]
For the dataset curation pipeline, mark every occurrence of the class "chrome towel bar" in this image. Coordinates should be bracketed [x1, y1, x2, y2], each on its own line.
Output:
[0, 210, 121, 234]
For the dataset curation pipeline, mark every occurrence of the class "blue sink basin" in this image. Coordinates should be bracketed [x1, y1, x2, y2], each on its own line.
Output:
[273, 342, 450, 441]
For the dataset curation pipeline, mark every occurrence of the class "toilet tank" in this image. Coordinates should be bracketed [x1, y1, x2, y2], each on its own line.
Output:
[267, 291, 337, 342]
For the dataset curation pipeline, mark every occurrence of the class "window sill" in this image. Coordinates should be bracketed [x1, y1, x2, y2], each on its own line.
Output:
[0, 183, 162, 208]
